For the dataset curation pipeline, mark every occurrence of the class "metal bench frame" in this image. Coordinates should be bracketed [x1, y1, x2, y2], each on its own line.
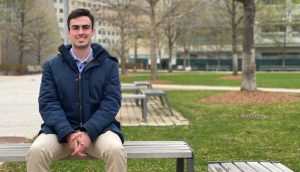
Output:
[122, 93, 147, 122]
[0, 141, 194, 172]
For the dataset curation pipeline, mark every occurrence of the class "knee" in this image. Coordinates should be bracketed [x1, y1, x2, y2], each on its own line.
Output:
[106, 143, 127, 159]
[27, 144, 51, 161]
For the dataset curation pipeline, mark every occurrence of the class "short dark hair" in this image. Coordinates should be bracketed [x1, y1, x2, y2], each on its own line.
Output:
[67, 8, 94, 30]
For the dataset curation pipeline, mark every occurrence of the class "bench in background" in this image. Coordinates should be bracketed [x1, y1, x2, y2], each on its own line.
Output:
[0, 141, 194, 172]
[206, 65, 230, 71]
[122, 93, 147, 122]
[208, 161, 294, 172]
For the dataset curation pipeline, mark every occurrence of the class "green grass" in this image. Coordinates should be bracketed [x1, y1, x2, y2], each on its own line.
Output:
[121, 71, 300, 88]
[1, 90, 299, 172]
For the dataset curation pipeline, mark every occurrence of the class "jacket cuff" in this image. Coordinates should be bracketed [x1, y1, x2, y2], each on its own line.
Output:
[82, 123, 99, 142]
[55, 123, 75, 143]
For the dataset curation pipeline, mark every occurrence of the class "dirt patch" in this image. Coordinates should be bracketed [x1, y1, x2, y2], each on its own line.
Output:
[220, 75, 242, 80]
[147, 80, 173, 84]
[200, 91, 300, 104]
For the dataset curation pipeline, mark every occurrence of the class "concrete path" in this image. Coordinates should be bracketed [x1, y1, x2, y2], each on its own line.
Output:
[0, 74, 42, 139]
[1, 74, 300, 139]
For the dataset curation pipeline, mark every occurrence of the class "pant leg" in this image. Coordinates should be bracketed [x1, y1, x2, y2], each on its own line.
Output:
[86, 131, 127, 172]
[26, 133, 71, 172]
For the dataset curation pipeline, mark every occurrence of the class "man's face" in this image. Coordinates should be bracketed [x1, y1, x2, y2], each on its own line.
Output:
[68, 16, 94, 49]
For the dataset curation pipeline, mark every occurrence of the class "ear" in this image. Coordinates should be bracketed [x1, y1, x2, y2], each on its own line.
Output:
[91, 28, 95, 36]
[67, 29, 71, 38]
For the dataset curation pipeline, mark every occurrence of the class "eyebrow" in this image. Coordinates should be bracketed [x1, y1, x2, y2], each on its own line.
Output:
[71, 24, 91, 28]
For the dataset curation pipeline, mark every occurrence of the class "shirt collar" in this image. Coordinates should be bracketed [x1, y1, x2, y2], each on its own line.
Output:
[70, 48, 93, 64]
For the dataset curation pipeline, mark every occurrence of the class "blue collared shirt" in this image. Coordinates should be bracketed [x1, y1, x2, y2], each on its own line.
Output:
[70, 48, 93, 73]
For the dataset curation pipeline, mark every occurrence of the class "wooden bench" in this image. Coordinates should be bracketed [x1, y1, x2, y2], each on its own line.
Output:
[258, 65, 283, 71]
[138, 88, 174, 116]
[0, 141, 194, 172]
[122, 93, 147, 122]
[134, 81, 153, 89]
[27, 65, 43, 74]
[208, 161, 294, 172]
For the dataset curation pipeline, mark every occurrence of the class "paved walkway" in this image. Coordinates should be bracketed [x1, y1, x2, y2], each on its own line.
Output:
[1, 74, 300, 139]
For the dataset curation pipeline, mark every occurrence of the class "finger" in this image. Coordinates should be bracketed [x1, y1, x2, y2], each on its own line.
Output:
[77, 151, 87, 157]
[71, 144, 82, 156]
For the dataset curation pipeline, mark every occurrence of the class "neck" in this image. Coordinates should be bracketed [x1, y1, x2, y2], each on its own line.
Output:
[72, 46, 91, 61]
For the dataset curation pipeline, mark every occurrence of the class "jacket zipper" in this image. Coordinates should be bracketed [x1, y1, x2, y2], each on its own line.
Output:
[78, 73, 83, 127]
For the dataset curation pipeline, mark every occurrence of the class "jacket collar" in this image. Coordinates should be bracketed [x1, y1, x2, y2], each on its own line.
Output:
[58, 43, 118, 64]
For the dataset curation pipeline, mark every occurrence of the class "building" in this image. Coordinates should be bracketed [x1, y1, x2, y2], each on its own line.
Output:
[255, 0, 300, 70]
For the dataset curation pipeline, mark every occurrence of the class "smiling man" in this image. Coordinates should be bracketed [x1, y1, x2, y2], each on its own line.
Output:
[26, 8, 127, 172]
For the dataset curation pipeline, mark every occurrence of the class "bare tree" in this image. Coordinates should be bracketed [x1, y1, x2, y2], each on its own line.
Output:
[211, 0, 243, 75]
[95, 0, 135, 75]
[29, 1, 61, 64]
[1, 0, 59, 65]
[236, 0, 257, 91]
[226, 0, 243, 75]
[146, 0, 160, 80]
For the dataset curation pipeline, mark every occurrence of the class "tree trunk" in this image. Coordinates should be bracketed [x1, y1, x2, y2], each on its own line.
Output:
[231, 0, 239, 76]
[120, 26, 127, 75]
[183, 46, 188, 70]
[168, 39, 173, 73]
[133, 36, 138, 73]
[149, 1, 158, 80]
[240, 0, 256, 91]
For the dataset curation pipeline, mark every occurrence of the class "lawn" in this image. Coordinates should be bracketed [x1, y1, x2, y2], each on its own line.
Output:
[121, 71, 300, 88]
[1, 90, 299, 172]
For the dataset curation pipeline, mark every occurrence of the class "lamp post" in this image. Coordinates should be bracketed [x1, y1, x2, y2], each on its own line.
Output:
[64, 0, 69, 45]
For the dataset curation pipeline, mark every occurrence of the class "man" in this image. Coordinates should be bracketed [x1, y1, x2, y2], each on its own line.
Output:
[26, 8, 127, 172]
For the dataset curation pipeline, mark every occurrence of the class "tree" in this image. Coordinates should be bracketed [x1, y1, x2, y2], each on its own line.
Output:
[210, 0, 243, 75]
[236, 0, 257, 91]
[29, 0, 61, 64]
[160, 0, 200, 73]
[1, 0, 60, 65]
[95, 0, 134, 75]
[146, 0, 160, 80]
[225, 0, 243, 75]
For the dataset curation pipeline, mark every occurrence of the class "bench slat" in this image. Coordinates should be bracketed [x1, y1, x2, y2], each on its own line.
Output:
[247, 162, 276, 172]
[220, 162, 242, 172]
[208, 163, 227, 172]
[260, 162, 286, 172]
[273, 163, 294, 172]
[0, 141, 193, 161]
[233, 162, 257, 172]
[208, 161, 294, 172]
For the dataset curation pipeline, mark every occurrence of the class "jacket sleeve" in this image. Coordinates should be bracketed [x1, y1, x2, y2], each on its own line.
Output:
[82, 61, 121, 141]
[39, 61, 75, 142]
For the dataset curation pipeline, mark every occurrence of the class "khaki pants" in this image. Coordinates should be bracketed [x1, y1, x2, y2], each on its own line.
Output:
[26, 131, 127, 172]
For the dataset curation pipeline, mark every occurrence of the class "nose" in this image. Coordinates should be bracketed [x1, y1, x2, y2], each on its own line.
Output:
[78, 27, 84, 34]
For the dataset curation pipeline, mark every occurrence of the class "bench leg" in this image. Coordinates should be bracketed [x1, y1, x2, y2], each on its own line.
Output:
[159, 96, 165, 106]
[186, 158, 194, 172]
[163, 95, 174, 116]
[176, 158, 184, 172]
[141, 98, 147, 122]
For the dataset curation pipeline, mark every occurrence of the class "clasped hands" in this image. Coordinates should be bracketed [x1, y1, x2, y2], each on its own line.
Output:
[67, 131, 91, 157]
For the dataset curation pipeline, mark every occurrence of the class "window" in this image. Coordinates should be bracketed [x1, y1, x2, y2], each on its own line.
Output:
[59, 18, 63, 23]
[59, 0, 63, 3]
[59, 9, 63, 13]
[261, 25, 286, 33]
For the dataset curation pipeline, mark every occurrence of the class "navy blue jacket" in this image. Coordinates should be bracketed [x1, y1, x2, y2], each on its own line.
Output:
[38, 43, 123, 143]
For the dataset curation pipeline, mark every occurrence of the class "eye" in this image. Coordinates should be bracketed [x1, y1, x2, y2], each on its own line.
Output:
[71, 26, 80, 30]
[82, 25, 91, 30]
